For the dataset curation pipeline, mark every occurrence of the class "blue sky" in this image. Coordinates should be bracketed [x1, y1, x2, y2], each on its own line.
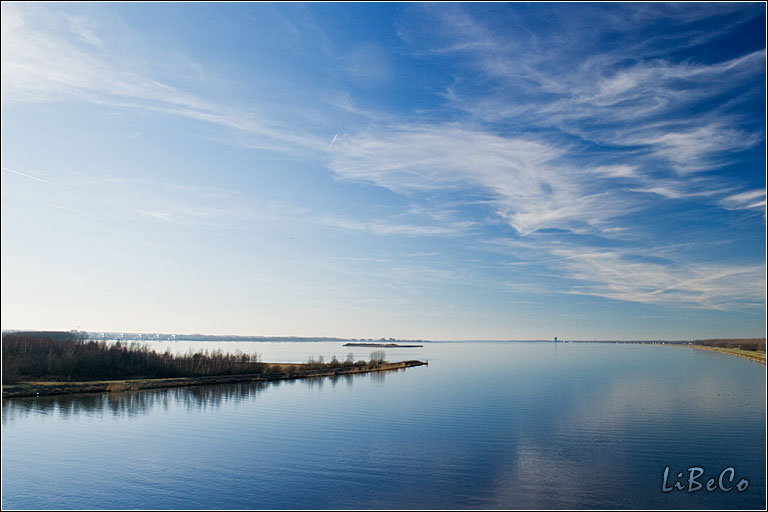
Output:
[1, 2, 765, 340]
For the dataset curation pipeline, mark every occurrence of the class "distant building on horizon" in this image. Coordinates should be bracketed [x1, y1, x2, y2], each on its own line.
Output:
[554, 336, 558, 343]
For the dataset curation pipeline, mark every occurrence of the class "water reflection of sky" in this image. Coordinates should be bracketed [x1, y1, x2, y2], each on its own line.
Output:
[2, 342, 765, 510]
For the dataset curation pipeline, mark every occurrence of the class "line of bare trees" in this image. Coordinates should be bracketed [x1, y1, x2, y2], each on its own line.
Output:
[305, 350, 387, 370]
[2, 332, 395, 385]
[692, 338, 766, 351]
[1, 331, 261, 384]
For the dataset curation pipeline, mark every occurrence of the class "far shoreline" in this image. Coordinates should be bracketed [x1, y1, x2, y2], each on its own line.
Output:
[343, 342, 423, 348]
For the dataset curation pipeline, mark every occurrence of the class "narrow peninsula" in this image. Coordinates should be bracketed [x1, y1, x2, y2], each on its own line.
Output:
[2, 331, 428, 398]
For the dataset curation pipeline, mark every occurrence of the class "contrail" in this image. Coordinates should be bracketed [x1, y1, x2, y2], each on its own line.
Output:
[1, 166, 83, 195]
[328, 133, 338, 151]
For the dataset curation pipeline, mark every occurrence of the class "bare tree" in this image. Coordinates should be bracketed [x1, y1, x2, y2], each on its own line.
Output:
[370, 350, 386, 365]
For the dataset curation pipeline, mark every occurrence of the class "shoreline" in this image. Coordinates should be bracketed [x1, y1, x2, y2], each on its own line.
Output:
[2, 360, 428, 399]
[673, 344, 766, 365]
[343, 342, 423, 348]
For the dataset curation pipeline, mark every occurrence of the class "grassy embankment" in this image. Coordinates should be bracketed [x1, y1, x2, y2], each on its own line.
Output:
[684, 346, 766, 364]
[677, 338, 766, 365]
[1, 332, 427, 398]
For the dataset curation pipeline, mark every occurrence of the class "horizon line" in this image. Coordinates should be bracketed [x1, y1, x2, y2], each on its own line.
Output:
[2, 328, 764, 344]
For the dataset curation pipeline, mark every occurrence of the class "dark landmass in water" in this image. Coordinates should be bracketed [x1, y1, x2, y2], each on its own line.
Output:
[343, 342, 423, 348]
[1, 331, 428, 397]
[2, 360, 428, 398]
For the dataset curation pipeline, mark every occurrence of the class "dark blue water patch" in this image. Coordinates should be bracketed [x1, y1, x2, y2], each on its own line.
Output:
[2, 342, 765, 509]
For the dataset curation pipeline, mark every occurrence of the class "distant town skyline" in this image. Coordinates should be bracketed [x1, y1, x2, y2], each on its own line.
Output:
[2, 2, 766, 340]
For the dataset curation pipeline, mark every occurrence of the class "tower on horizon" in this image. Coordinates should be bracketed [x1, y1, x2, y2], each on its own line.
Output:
[554, 336, 558, 343]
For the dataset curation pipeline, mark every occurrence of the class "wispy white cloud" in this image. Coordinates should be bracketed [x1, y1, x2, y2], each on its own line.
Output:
[406, 252, 440, 258]
[341, 43, 394, 87]
[720, 189, 767, 211]
[420, 5, 764, 180]
[617, 122, 761, 174]
[1, 3, 328, 155]
[554, 247, 766, 311]
[484, 236, 765, 311]
[3, 2, 763, 319]
[329, 124, 642, 236]
[628, 181, 724, 200]
[340, 3, 765, 315]
[316, 213, 472, 237]
[565, 50, 765, 117]
[62, 12, 102, 48]
[589, 165, 639, 179]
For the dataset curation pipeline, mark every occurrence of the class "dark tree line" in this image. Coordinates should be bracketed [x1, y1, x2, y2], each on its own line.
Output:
[1, 331, 261, 384]
[692, 338, 766, 351]
[2, 332, 396, 384]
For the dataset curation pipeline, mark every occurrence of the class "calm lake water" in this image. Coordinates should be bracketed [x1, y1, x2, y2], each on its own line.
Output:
[2, 342, 765, 509]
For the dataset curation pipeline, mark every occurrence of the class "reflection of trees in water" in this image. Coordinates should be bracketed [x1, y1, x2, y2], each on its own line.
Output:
[2, 381, 271, 422]
[367, 367, 404, 384]
[2, 370, 389, 423]
[297, 369, 386, 390]
[369, 369, 387, 383]
[176, 381, 270, 412]
[298, 373, 356, 390]
[301, 376, 325, 390]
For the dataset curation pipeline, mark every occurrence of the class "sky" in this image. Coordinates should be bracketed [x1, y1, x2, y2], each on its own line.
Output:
[1, 2, 766, 340]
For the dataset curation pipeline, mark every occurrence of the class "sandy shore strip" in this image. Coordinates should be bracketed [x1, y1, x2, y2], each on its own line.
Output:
[675, 344, 766, 365]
